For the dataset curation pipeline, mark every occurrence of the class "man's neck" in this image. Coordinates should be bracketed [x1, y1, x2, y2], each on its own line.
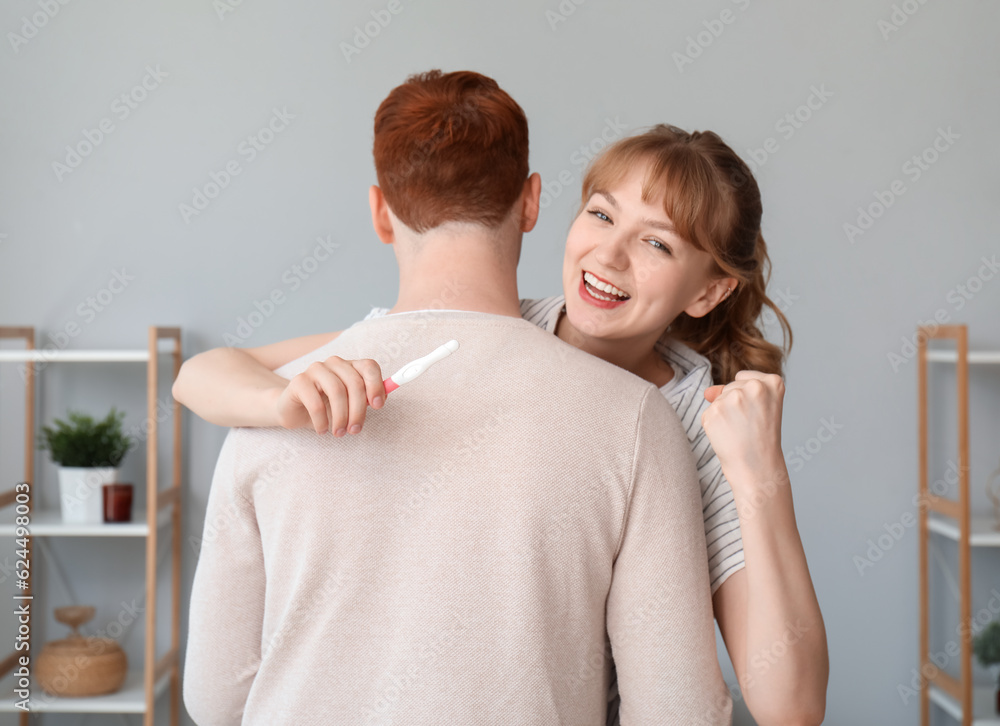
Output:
[388, 277, 522, 318]
[387, 231, 523, 318]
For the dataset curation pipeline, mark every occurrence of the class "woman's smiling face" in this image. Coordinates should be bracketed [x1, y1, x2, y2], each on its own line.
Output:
[561, 161, 723, 346]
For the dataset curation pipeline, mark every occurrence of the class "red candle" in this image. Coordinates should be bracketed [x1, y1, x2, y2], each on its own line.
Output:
[102, 483, 133, 523]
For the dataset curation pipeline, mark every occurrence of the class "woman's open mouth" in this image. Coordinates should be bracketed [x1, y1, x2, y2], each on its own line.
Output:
[579, 270, 630, 308]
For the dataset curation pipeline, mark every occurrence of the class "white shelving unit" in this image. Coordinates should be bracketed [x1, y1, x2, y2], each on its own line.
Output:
[928, 515, 1000, 548]
[918, 324, 1000, 726]
[0, 669, 172, 714]
[0, 326, 184, 726]
[0, 508, 173, 538]
[930, 686, 1000, 726]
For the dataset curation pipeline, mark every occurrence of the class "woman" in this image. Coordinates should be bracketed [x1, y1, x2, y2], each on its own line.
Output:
[173, 124, 828, 725]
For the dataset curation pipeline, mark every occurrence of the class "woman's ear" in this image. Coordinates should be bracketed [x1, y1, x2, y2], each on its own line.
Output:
[684, 276, 739, 318]
[519, 173, 542, 233]
[369, 185, 395, 245]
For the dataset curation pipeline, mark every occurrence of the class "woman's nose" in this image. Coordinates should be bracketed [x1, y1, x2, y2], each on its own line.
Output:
[593, 233, 630, 270]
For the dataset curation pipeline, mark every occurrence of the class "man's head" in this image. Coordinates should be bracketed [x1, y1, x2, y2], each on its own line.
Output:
[369, 70, 540, 264]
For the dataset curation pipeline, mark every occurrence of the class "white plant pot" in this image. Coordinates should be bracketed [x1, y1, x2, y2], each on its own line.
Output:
[57, 467, 120, 524]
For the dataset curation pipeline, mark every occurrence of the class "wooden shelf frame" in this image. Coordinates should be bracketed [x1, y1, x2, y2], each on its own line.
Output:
[917, 324, 1000, 726]
[0, 326, 183, 726]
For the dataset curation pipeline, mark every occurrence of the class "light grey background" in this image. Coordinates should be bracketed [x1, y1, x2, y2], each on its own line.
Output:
[1, 1, 999, 724]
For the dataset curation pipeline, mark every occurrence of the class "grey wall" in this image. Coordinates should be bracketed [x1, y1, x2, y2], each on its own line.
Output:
[1, 1, 999, 724]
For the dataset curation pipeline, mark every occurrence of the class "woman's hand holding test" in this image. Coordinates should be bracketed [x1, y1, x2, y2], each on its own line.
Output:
[276, 357, 386, 436]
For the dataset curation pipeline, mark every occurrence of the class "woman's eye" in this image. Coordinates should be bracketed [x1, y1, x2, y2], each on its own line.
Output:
[646, 238, 671, 254]
[587, 209, 610, 222]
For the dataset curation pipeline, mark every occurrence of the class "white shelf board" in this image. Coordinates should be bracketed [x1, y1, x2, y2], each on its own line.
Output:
[926, 350, 1000, 364]
[928, 513, 1000, 547]
[0, 667, 171, 713]
[0, 506, 173, 537]
[0, 345, 177, 363]
[930, 684, 1000, 724]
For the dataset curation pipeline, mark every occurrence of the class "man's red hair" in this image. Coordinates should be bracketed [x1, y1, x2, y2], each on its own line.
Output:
[373, 70, 529, 233]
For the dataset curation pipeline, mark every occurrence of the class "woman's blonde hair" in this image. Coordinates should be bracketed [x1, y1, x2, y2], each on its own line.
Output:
[578, 124, 792, 384]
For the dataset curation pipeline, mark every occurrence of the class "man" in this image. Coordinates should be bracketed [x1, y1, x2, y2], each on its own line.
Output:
[182, 69, 732, 725]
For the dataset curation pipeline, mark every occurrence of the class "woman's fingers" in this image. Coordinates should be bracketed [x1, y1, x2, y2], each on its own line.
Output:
[282, 372, 336, 434]
[318, 357, 387, 435]
[351, 359, 387, 409]
[734, 369, 785, 394]
[708, 371, 784, 404]
[303, 361, 349, 434]
[704, 384, 725, 402]
[702, 370, 786, 434]
[313, 358, 365, 435]
[280, 357, 388, 436]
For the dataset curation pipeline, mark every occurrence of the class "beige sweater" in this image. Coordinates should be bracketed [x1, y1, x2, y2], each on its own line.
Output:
[183, 309, 732, 725]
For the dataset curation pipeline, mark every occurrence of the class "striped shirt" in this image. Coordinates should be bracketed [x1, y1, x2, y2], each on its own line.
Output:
[365, 295, 746, 593]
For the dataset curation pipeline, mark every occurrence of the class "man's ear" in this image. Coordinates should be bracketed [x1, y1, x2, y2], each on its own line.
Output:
[519, 172, 542, 233]
[369, 185, 395, 245]
[684, 275, 739, 318]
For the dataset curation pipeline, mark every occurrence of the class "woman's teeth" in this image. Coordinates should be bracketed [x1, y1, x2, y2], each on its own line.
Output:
[583, 271, 629, 300]
[586, 285, 622, 302]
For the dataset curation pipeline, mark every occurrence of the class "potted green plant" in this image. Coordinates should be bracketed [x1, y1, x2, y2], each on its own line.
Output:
[974, 620, 1000, 713]
[37, 407, 134, 524]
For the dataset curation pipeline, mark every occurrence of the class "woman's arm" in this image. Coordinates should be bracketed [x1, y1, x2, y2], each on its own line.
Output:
[171, 331, 341, 428]
[703, 372, 829, 726]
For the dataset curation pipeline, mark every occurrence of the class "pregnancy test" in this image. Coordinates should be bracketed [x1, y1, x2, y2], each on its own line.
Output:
[382, 339, 460, 395]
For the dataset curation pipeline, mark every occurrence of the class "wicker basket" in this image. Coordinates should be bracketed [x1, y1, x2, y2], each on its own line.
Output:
[36, 605, 127, 697]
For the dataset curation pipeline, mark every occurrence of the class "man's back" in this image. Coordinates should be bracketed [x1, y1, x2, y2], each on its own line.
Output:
[184, 310, 732, 725]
